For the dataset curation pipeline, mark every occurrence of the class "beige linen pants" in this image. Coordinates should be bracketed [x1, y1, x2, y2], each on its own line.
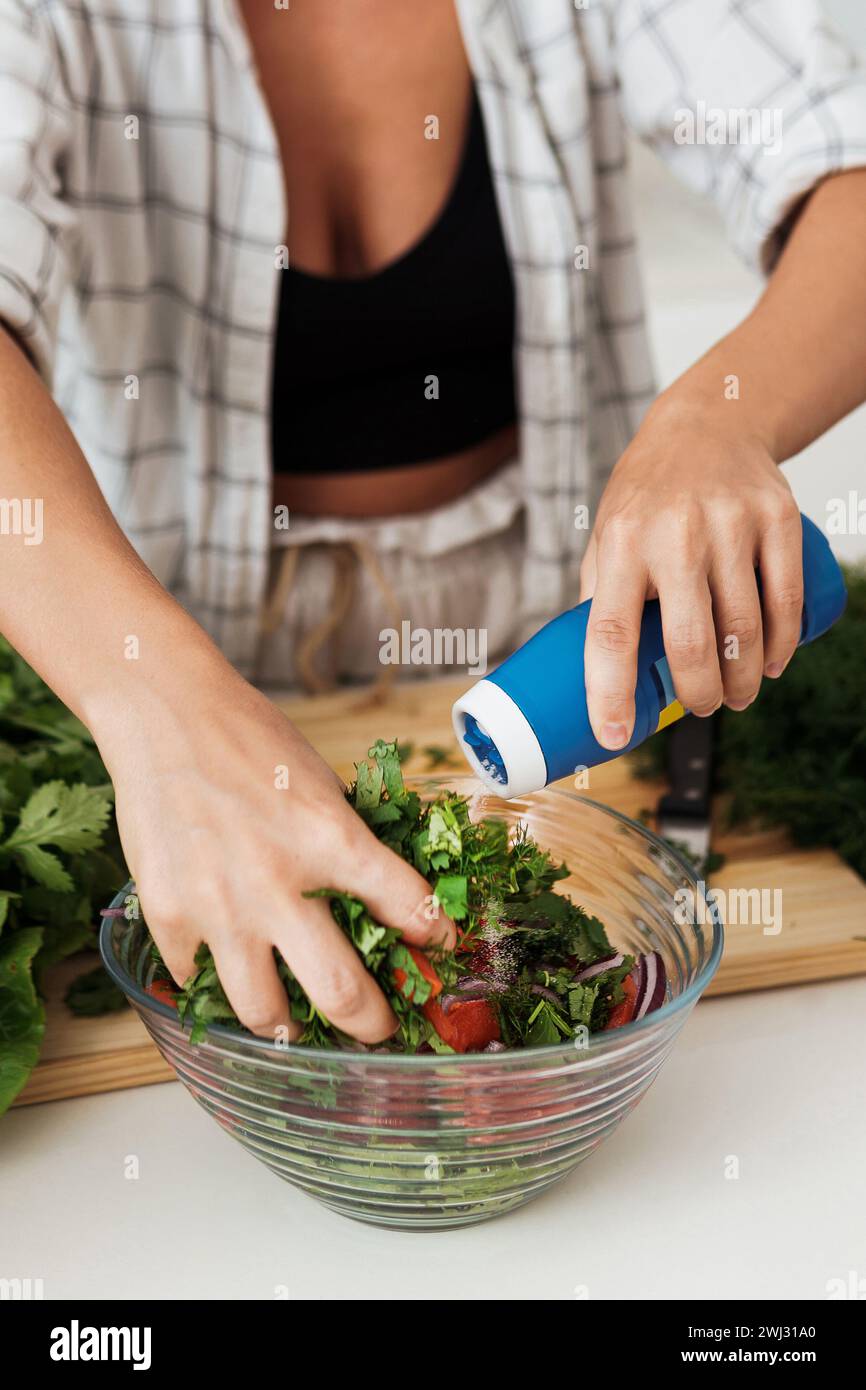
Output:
[254, 461, 525, 696]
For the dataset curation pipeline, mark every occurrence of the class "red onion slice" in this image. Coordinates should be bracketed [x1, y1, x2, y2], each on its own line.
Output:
[455, 975, 487, 993]
[529, 984, 559, 1003]
[633, 951, 667, 1019]
[455, 975, 509, 995]
[572, 952, 624, 984]
[631, 954, 646, 1004]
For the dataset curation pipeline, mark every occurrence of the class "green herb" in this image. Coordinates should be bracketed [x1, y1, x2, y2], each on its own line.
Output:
[421, 744, 460, 770]
[662, 836, 725, 880]
[63, 964, 129, 1017]
[4, 781, 113, 892]
[0, 927, 46, 1111]
[0, 636, 127, 1113]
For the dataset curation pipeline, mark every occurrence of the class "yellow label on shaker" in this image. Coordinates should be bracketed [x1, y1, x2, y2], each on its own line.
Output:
[656, 699, 686, 733]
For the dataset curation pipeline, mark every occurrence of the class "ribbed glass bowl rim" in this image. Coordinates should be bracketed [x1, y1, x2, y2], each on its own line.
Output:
[99, 783, 723, 1065]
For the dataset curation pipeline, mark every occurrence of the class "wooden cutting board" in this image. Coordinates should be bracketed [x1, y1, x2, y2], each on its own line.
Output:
[14, 678, 866, 1106]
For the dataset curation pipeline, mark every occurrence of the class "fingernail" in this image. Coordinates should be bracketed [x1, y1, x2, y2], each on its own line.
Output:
[600, 722, 629, 749]
[764, 661, 784, 678]
[726, 698, 752, 711]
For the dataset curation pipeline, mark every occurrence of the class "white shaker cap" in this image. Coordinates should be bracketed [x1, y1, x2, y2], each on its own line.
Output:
[452, 678, 548, 799]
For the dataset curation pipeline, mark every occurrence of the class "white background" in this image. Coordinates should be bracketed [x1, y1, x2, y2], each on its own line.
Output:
[633, 0, 866, 562]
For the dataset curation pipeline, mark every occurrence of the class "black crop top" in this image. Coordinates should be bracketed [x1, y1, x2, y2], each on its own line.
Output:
[271, 89, 516, 473]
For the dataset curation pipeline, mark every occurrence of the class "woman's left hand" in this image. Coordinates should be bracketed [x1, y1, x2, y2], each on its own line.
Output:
[578, 394, 804, 751]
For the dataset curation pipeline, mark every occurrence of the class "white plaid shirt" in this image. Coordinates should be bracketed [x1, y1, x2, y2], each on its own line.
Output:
[1, 0, 865, 674]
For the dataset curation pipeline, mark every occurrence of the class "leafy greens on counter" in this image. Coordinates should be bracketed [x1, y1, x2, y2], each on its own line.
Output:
[632, 564, 866, 880]
[0, 635, 127, 1113]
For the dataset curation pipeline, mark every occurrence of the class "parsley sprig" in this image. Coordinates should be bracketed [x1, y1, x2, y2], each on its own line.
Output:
[0, 636, 127, 1113]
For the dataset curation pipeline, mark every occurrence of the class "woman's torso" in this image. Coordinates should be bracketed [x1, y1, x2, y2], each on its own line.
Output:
[237, 0, 518, 517]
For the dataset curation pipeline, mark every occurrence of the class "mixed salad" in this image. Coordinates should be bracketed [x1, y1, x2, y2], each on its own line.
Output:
[141, 739, 667, 1052]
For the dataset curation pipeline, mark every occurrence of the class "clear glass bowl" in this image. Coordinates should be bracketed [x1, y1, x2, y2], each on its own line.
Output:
[99, 778, 722, 1229]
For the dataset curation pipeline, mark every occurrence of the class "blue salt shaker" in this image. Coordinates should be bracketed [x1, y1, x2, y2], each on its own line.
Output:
[452, 513, 847, 798]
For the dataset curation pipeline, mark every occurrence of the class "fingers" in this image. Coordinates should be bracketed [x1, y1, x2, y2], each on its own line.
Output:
[584, 522, 648, 749]
[758, 504, 804, 679]
[210, 936, 301, 1042]
[269, 820, 455, 1042]
[578, 533, 598, 603]
[710, 543, 764, 710]
[657, 570, 723, 717]
[136, 886, 199, 988]
[337, 823, 457, 949]
[274, 896, 398, 1044]
[583, 465, 802, 738]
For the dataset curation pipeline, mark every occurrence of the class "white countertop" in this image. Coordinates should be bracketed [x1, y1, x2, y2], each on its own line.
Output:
[3, 975, 864, 1301]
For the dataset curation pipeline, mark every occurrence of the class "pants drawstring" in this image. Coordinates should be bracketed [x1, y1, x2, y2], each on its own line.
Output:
[258, 543, 300, 639]
[255, 537, 404, 703]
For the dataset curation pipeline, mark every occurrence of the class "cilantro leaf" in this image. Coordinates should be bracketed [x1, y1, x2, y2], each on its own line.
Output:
[524, 1000, 572, 1047]
[3, 781, 113, 892]
[0, 890, 20, 932]
[367, 739, 406, 804]
[0, 926, 46, 1111]
[432, 874, 468, 922]
[0, 639, 128, 1112]
[353, 759, 383, 811]
[7, 843, 75, 894]
[567, 981, 600, 1029]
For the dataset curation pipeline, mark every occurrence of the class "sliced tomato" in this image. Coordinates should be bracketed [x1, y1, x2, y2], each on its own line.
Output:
[145, 978, 178, 1008]
[464, 940, 496, 972]
[392, 944, 442, 1003]
[423, 997, 501, 1053]
[456, 934, 511, 975]
[602, 971, 638, 1031]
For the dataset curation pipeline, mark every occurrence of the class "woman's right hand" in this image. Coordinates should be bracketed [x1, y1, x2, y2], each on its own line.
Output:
[92, 653, 455, 1044]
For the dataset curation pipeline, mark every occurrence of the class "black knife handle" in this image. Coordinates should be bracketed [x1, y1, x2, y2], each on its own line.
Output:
[657, 713, 715, 822]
